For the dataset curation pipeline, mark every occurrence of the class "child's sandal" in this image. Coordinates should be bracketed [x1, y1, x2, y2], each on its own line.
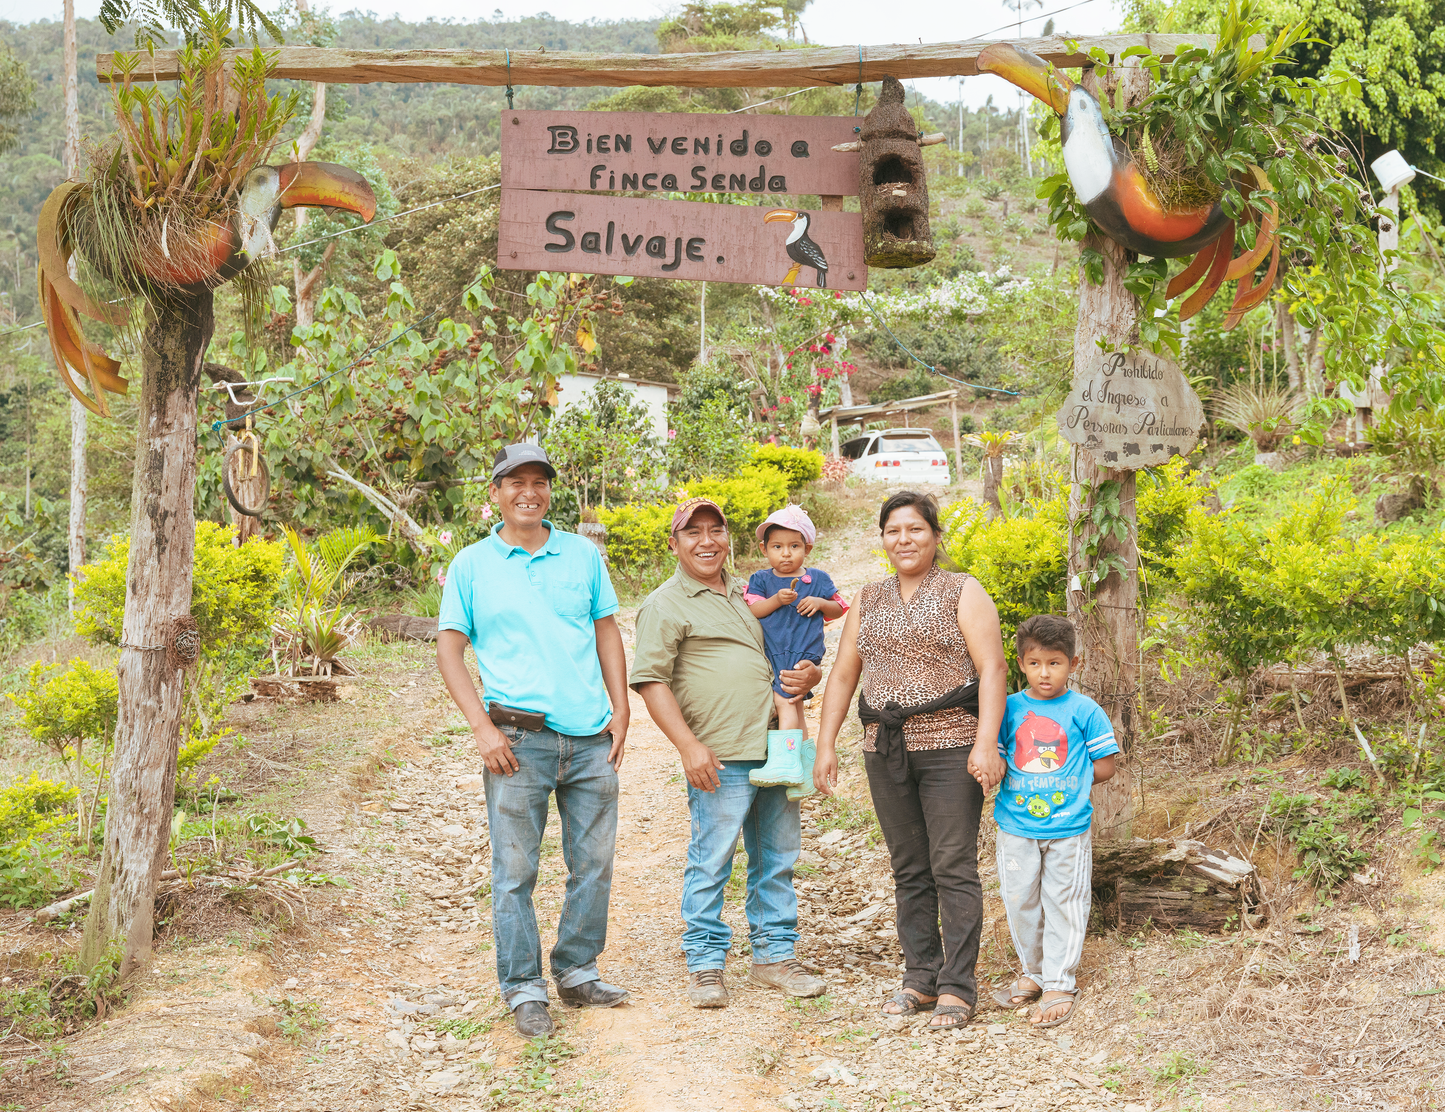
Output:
[991, 979, 1043, 1009]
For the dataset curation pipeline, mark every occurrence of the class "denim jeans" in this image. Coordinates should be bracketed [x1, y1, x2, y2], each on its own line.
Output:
[681, 759, 801, 971]
[483, 725, 618, 1008]
[864, 745, 984, 1006]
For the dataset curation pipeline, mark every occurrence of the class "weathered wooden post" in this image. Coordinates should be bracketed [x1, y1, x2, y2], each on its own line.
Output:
[1067, 65, 1148, 841]
[81, 290, 210, 975]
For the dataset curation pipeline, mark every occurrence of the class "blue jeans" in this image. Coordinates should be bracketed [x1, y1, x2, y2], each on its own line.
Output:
[484, 726, 618, 1008]
[681, 760, 801, 971]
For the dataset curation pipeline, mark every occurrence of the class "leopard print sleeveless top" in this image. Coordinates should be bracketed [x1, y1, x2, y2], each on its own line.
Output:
[856, 565, 979, 752]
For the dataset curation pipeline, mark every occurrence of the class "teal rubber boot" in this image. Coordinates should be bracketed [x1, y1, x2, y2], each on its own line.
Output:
[787, 737, 817, 802]
[750, 729, 804, 787]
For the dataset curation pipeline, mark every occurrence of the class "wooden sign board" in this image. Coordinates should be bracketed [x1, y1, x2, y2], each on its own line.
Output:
[500, 111, 859, 197]
[498, 189, 867, 290]
[1057, 350, 1204, 468]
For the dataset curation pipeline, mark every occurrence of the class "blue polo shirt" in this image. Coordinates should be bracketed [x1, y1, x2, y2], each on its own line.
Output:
[438, 521, 618, 737]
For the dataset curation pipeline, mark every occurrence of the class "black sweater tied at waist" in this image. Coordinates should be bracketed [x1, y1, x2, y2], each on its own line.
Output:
[858, 679, 981, 785]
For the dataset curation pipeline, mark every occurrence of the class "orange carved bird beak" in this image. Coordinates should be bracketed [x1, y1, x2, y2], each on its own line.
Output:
[277, 162, 378, 221]
[976, 43, 1074, 115]
[764, 209, 800, 224]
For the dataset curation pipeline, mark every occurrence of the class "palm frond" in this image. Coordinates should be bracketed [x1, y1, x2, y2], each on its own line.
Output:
[99, 0, 283, 49]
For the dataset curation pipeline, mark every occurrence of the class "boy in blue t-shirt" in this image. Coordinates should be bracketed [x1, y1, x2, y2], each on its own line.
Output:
[991, 615, 1118, 1029]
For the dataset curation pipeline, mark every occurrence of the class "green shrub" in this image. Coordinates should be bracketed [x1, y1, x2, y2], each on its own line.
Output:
[667, 394, 753, 481]
[0, 775, 77, 843]
[0, 839, 71, 909]
[750, 444, 823, 491]
[980, 179, 1004, 201]
[0, 777, 79, 909]
[597, 502, 674, 573]
[1137, 457, 1213, 588]
[74, 522, 284, 659]
[964, 196, 987, 219]
[599, 467, 790, 573]
[941, 496, 1068, 676]
[687, 466, 790, 547]
[12, 659, 118, 773]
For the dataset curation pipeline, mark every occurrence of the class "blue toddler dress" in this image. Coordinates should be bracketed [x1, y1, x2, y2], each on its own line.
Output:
[745, 567, 842, 696]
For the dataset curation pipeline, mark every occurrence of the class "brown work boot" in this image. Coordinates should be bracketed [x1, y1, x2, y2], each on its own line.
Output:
[687, 968, 728, 1008]
[749, 957, 826, 998]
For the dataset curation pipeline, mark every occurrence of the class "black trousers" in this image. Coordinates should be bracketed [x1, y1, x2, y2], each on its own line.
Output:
[864, 745, 984, 1006]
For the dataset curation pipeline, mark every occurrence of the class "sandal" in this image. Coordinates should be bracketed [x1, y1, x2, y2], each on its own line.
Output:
[991, 979, 1043, 1010]
[880, 989, 937, 1016]
[925, 1003, 974, 1031]
[1029, 988, 1082, 1029]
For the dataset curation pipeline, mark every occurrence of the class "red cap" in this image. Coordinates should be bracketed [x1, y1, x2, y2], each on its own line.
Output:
[670, 496, 728, 534]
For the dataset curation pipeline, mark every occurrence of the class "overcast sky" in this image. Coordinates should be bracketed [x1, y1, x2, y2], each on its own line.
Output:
[4, 0, 1126, 109]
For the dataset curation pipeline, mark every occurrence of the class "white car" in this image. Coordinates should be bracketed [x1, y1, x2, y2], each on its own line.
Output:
[841, 428, 952, 485]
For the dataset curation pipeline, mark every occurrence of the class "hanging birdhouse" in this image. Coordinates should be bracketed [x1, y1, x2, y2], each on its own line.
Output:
[858, 76, 935, 269]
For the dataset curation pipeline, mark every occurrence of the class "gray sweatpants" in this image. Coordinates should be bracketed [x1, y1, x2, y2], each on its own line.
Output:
[995, 828, 1092, 993]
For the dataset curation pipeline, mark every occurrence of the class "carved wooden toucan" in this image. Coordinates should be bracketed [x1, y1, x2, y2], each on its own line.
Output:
[38, 162, 377, 416]
[764, 209, 829, 288]
[976, 43, 1279, 328]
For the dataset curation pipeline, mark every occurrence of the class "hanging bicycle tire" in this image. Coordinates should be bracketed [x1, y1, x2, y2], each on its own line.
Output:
[222, 441, 271, 518]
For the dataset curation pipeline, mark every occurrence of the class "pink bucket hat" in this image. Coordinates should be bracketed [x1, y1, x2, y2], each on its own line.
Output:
[756, 503, 817, 545]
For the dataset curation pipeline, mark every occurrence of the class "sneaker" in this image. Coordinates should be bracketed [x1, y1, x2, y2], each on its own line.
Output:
[687, 968, 728, 1008]
[749, 958, 826, 998]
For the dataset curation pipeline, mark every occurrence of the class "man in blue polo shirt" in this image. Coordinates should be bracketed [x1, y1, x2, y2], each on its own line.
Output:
[436, 443, 631, 1038]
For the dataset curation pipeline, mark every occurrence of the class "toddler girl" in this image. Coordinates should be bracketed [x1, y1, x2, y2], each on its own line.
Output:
[745, 504, 847, 793]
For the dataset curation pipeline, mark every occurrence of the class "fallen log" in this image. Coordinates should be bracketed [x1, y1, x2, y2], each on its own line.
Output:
[1093, 838, 1259, 932]
[368, 614, 439, 643]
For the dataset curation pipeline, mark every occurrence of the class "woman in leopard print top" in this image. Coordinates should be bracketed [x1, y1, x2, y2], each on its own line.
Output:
[814, 491, 1008, 1030]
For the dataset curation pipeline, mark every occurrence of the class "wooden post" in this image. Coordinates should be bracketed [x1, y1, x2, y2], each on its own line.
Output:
[81, 289, 211, 978]
[949, 395, 963, 485]
[830, 414, 840, 457]
[1067, 66, 1147, 843]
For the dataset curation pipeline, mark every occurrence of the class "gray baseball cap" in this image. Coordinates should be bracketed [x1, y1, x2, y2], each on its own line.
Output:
[491, 442, 557, 481]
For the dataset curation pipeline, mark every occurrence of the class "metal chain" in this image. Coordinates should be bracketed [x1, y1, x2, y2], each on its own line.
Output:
[505, 48, 514, 110]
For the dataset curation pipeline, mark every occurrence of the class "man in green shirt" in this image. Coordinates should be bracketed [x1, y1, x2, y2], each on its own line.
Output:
[632, 497, 827, 1008]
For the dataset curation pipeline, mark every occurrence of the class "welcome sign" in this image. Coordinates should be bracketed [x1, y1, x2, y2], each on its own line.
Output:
[499, 111, 860, 197]
[498, 189, 867, 290]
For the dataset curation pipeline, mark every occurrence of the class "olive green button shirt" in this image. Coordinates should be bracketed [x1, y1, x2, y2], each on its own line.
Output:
[630, 566, 775, 761]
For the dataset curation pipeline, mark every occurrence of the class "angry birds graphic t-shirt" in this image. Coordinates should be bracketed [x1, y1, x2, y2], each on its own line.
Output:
[994, 689, 1119, 839]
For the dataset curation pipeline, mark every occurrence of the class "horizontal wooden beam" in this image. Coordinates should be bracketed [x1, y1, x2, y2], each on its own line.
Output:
[97, 33, 1216, 88]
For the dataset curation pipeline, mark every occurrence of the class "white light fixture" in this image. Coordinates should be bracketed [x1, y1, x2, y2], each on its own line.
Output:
[1371, 149, 1416, 193]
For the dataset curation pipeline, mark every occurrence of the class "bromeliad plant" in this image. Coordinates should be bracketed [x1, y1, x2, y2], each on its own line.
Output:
[37, 11, 375, 416]
[1019, 0, 1445, 397]
[273, 526, 380, 678]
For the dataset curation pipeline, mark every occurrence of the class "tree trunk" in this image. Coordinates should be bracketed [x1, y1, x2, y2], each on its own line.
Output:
[1068, 63, 1145, 841]
[81, 289, 211, 978]
[291, 79, 329, 329]
[1279, 298, 1301, 394]
[64, 0, 86, 610]
[982, 453, 1003, 516]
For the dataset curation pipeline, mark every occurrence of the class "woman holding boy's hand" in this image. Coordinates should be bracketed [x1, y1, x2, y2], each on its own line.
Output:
[814, 491, 1008, 1033]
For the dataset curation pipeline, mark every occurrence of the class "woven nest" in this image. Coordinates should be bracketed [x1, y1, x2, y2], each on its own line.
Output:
[1130, 128, 1222, 212]
[167, 615, 202, 671]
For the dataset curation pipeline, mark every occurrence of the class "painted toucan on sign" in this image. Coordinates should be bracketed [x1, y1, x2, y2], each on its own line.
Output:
[763, 209, 828, 288]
